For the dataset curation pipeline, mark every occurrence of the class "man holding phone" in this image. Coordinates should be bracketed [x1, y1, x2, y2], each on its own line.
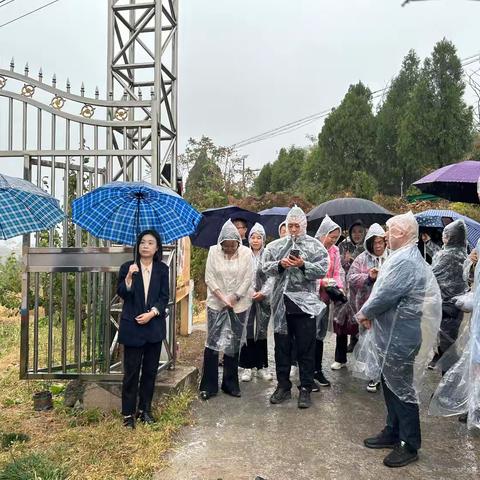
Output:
[262, 206, 329, 409]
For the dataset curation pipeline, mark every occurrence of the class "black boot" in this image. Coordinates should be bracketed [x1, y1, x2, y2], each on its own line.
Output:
[459, 412, 468, 423]
[137, 410, 155, 424]
[314, 370, 331, 387]
[297, 387, 312, 409]
[364, 427, 398, 449]
[383, 442, 418, 468]
[269, 387, 292, 404]
[123, 415, 135, 429]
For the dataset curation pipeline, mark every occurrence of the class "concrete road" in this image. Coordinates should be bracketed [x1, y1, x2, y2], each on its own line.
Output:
[157, 336, 480, 480]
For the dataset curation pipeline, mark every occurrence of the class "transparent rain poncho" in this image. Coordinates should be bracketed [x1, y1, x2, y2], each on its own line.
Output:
[347, 223, 388, 315]
[314, 215, 344, 339]
[248, 223, 274, 340]
[352, 212, 442, 403]
[432, 219, 468, 304]
[262, 206, 329, 334]
[429, 237, 480, 429]
[204, 219, 253, 355]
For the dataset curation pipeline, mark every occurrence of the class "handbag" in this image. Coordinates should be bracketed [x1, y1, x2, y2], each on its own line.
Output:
[325, 285, 347, 304]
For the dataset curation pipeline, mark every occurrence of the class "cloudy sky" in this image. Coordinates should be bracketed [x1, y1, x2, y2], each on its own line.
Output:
[0, 0, 479, 175]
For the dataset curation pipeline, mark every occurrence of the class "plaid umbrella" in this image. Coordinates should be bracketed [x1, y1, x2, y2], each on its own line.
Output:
[415, 209, 480, 249]
[71, 181, 202, 246]
[0, 174, 64, 240]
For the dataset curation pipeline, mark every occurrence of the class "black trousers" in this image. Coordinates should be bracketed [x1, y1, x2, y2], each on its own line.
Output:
[334, 334, 348, 364]
[382, 376, 421, 451]
[239, 338, 268, 369]
[314, 339, 324, 373]
[122, 341, 162, 416]
[274, 313, 316, 391]
[200, 347, 240, 394]
[438, 306, 464, 357]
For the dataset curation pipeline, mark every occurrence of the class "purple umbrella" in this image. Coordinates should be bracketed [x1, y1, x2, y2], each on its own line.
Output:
[413, 160, 480, 204]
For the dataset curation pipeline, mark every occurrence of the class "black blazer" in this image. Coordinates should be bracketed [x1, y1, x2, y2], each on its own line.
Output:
[117, 260, 170, 347]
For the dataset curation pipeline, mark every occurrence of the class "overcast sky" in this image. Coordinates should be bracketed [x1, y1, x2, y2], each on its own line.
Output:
[0, 0, 479, 175]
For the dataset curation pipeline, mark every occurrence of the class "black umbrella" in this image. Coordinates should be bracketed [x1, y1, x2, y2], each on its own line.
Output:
[412, 160, 480, 204]
[190, 205, 260, 248]
[258, 207, 290, 238]
[307, 197, 393, 233]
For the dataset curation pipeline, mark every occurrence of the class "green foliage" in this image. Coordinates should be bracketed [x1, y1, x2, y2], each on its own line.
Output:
[375, 50, 421, 194]
[0, 453, 67, 480]
[190, 247, 208, 300]
[350, 171, 378, 200]
[270, 146, 306, 192]
[318, 82, 377, 192]
[397, 39, 474, 186]
[0, 254, 22, 312]
[254, 163, 272, 195]
[1, 433, 30, 450]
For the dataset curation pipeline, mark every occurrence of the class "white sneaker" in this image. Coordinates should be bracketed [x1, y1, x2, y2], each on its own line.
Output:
[366, 380, 380, 393]
[330, 361, 347, 370]
[241, 369, 252, 382]
[257, 369, 273, 381]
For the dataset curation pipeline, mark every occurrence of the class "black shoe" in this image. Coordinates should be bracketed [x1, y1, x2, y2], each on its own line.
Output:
[269, 387, 292, 404]
[364, 428, 398, 449]
[137, 410, 155, 425]
[311, 382, 320, 392]
[428, 352, 440, 370]
[297, 387, 312, 409]
[347, 337, 358, 353]
[314, 371, 331, 387]
[459, 412, 468, 423]
[199, 391, 217, 401]
[383, 442, 418, 468]
[221, 387, 241, 398]
[123, 415, 135, 429]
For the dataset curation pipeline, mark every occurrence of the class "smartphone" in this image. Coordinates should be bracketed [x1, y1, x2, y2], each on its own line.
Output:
[289, 249, 300, 258]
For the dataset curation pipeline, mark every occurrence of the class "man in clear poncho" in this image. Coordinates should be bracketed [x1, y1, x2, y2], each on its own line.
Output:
[429, 219, 468, 371]
[262, 206, 329, 409]
[429, 237, 480, 429]
[353, 212, 442, 468]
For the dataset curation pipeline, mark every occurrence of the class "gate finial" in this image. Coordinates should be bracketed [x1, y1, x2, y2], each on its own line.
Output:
[81, 82, 85, 97]
[52, 73, 57, 88]
[38, 68, 43, 82]
[24, 62, 29, 76]
[95, 86, 99, 99]
[10, 57, 14, 71]
[66, 78, 71, 93]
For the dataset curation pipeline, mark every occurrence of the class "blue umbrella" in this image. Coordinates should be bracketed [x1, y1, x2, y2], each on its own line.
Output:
[71, 181, 202, 246]
[259, 207, 290, 238]
[0, 174, 64, 240]
[191, 206, 260, 248]
[415, 209, 480, 249]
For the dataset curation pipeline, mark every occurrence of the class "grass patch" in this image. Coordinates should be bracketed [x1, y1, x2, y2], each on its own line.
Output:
[0, 315, 197, 479]
[0, 453, 66, 480]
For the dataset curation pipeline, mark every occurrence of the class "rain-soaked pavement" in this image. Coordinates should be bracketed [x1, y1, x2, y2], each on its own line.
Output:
[157, 333, 480, 480]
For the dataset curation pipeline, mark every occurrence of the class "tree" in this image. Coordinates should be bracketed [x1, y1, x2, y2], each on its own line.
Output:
[317, 82, 376, 192]
[351, 171, 378, 200]
[183, 141, 228, 210]
[375, 50, 421, 194]
[254, 163, 272, 195]
[398, 39, 474, 187]
[0, 253, 22, 312]
[270, 146, 306, 193]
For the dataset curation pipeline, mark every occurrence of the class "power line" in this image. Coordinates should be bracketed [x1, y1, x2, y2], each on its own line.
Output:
[230, 53, 480, 149]
[0, 0, 17, 8]
[0, 0, 60, 29]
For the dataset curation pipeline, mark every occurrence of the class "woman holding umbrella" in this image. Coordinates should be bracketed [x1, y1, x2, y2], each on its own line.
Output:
[199, 220, 253, 400]
[117, 230, 170, 429]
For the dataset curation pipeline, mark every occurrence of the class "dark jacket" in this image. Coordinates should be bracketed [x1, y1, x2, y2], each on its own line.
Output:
[117, 260, 170, 347]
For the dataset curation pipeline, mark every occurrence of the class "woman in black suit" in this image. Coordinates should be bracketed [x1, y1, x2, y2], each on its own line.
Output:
[117, 229, 169, 428]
